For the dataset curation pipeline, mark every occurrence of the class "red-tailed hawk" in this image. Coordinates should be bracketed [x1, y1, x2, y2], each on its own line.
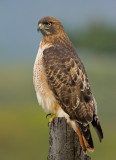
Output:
[33, 16, 103, 153]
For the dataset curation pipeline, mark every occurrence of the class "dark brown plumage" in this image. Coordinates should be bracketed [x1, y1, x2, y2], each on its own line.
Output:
[33, 16, 103, 154]
[43, 46, 94, 124]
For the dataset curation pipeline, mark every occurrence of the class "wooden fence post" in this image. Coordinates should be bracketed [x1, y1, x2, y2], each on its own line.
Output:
[47, 117, 91, 160]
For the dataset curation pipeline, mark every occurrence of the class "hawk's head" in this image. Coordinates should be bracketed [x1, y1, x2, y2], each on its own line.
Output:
[38, 16, 64, 36]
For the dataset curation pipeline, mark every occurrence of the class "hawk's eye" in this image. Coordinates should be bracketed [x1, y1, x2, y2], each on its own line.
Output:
[48, 23, 52, 26]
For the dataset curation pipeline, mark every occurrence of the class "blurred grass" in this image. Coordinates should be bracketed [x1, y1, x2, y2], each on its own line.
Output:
[0, 51, 116, 160]
[0, 107, 49, 160]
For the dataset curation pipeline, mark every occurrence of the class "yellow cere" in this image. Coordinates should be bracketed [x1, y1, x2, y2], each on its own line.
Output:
[39, 23, 42, 27]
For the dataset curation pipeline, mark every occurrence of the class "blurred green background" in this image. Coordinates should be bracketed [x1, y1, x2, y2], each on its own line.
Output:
[0, 1, 116, 159]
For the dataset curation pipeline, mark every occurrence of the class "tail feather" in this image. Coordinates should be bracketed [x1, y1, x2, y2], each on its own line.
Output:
[92, 114, 103, 142]
[79, 124, 94, 151]
[75, 114, 103, 153]
[76, 126, 87, 154]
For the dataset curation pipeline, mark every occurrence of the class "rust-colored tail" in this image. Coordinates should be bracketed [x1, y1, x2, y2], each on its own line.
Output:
[76, 126, 87, 154]
[76, 124, 94, 154]
[80, 124, 94, 152]
[76, 115, 103, 154]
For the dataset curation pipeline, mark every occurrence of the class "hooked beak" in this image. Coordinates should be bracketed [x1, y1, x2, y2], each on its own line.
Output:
[37, 23, 49, 32]
[37, 23, 43, 32]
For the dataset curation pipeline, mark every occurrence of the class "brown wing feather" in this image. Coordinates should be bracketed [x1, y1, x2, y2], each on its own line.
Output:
[43, 46, 94, 124]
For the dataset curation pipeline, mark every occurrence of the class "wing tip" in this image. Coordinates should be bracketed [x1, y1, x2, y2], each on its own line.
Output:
[92, 115, 103, 142]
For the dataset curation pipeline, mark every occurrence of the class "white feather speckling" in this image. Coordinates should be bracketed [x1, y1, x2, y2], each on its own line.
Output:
[33, 42, 57, 112]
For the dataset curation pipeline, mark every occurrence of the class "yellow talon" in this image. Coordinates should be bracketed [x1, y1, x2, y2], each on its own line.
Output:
[46, 113, 56, 126]
[49, 114, 56, 123]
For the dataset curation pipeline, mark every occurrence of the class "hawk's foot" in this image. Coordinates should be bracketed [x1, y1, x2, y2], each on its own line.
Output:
[46, 113, 52, 118]
[46, 113, 56, 126]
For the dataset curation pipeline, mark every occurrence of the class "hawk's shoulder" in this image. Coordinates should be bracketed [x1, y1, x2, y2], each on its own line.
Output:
[43, 45, 85, 73]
